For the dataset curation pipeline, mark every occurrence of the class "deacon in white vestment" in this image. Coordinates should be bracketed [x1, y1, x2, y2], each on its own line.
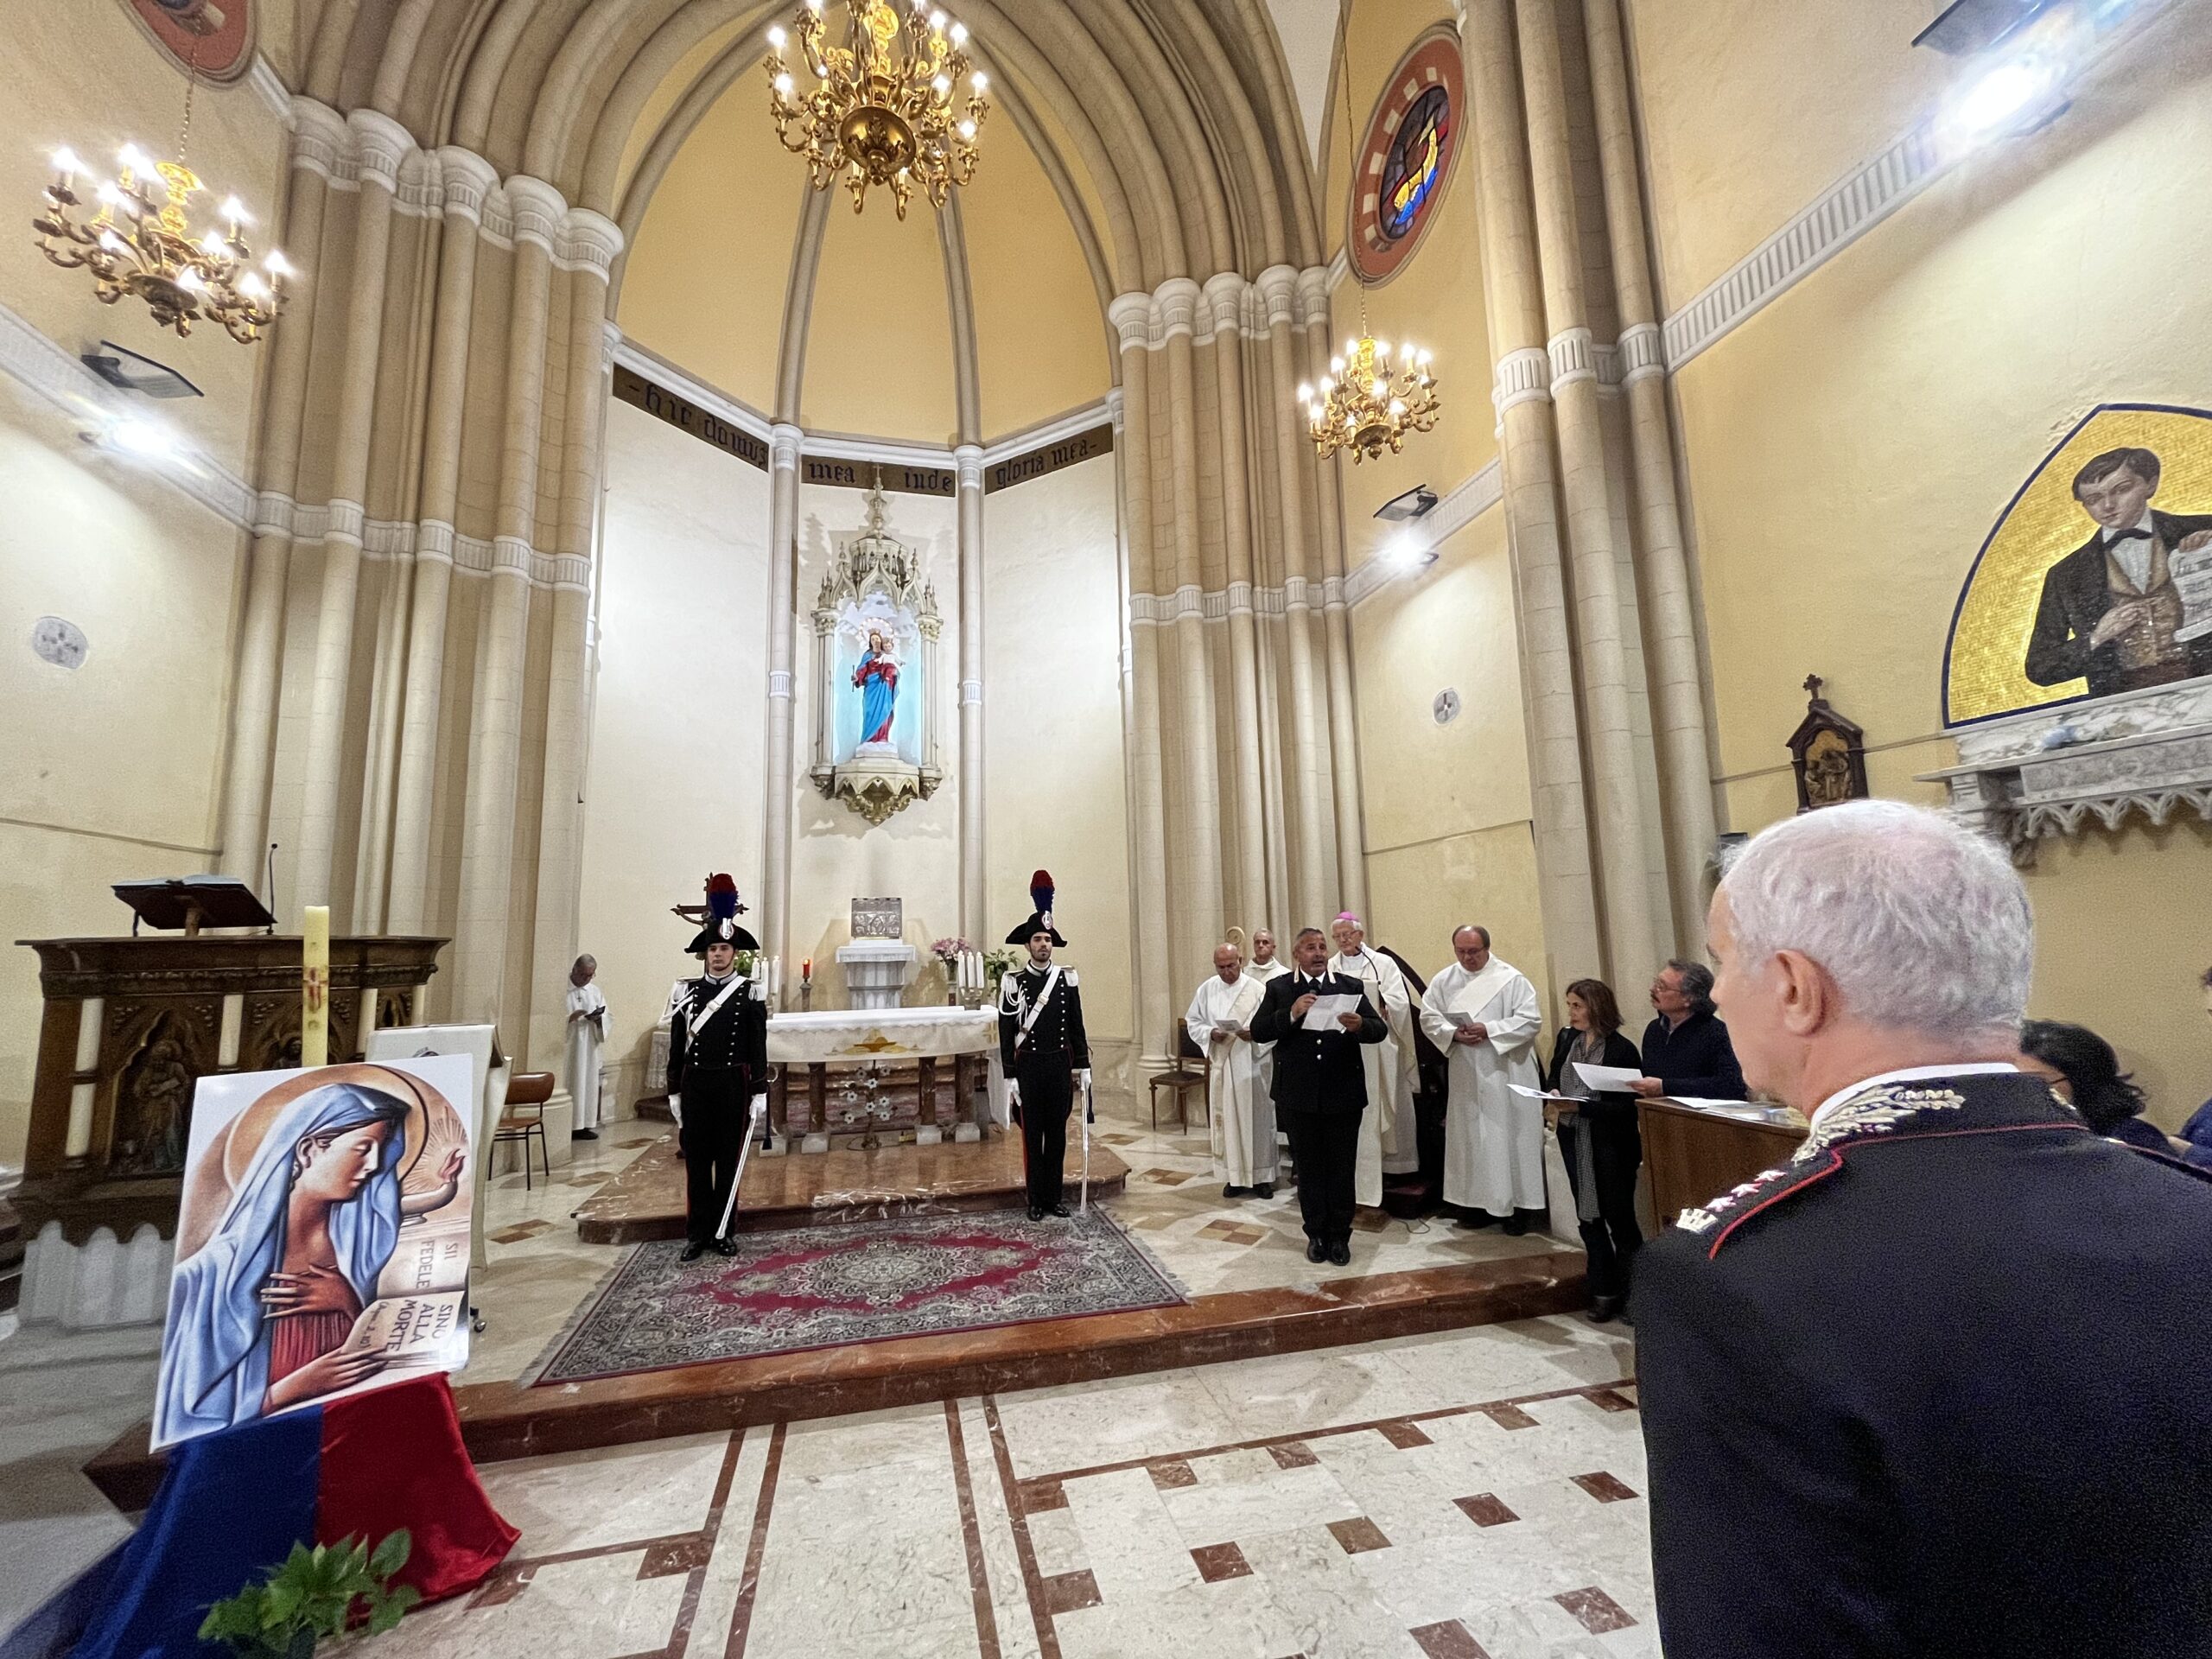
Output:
[1418, 926, 1544, 1224]
[566, 954, 610, 1138]
[1185, 944, 1275, 1194]
[1242, 929, 1291, 1105]
[1330, 914, 1420, 1208]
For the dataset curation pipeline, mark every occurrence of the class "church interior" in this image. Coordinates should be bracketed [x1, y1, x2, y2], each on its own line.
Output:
[4, 0, 2211, 1654]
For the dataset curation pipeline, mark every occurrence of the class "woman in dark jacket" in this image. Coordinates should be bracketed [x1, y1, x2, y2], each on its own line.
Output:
[2018, 1020, 2176, 1154]
[1542, 978, 1643, 1325]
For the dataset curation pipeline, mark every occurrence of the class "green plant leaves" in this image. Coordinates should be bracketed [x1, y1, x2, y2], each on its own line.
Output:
[200, 1528, 418, 1655]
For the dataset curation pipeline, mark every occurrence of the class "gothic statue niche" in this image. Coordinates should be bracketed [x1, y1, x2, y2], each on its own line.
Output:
[1789, 675, 1869, 812]
[809, 479, 944, 824]
[111, 1013, 205, 1176]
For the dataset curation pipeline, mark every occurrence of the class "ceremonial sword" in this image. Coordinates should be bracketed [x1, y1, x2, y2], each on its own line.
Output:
[715, 1096, 770, 1242]
[1078, 1072, 1093, 1217]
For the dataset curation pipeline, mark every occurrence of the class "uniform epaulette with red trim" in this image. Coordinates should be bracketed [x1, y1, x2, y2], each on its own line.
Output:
[1670, 1151, 1844, 1258]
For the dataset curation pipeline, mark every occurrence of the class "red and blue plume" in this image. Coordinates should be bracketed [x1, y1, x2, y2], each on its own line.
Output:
[1030, 870, 1054, 918]
[706, 873, 739, 921]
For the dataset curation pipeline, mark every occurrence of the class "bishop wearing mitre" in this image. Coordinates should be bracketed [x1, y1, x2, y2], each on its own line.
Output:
[1419, 925, 1545, 1232]
[1329, 913, 1421, 1208]
[1187, 940, 1275, 1198]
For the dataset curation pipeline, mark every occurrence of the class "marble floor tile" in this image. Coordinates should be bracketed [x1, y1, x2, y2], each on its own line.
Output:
[1159, 1460, 1365, 1549]
[995, 1365, 1245, 1480]
[1062, 1465, 1206, 1604]
[476, 1430, 730, 1556]
[359, 1549, 688, 1659]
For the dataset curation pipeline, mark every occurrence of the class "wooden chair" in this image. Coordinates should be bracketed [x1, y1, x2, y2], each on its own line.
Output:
[495, 1070, 555, 1190]
[1148, 1019, 1211, 1132]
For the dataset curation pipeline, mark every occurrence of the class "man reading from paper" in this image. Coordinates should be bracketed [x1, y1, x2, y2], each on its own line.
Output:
[1330, 913, 1419, 1208]
[1188, 941, 1275, 1199]
[1420, 925, 1545, 1233]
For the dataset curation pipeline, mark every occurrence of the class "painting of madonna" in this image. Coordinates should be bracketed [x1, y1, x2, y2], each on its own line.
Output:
[153, 1058, 474, 1448]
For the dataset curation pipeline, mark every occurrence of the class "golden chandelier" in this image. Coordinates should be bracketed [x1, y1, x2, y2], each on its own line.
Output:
[31, 54, 289, 345]
[766, 0, 989, 218]
[1300, 322, 1440, 463]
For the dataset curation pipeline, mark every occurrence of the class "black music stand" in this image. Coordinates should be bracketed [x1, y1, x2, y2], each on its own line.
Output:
[111, 875, 276, 938]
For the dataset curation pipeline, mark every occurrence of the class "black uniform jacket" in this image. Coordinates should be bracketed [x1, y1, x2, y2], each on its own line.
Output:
[1636, 1068, 2212, 1659]
[1541, 1027, 1642, 1124]
[1638, 1009, 1748, 1100]
[1249, 970, 1387, 1115]
[2024, 509, 2212, 694]
[998, 964, 1090, 1072]
[667, 972, 769, 1098]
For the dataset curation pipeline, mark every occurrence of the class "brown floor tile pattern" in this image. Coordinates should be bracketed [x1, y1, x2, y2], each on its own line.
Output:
[1555, 1586, 1637, 1634]
[1267, 1440, 1319, 1470]
[1325, 1516, 1392, 1554]
[1040, 1569, 1103, 1615]
[486, 1219, 555, 1244]
[1478, 1402, 1539, 1430]
[1409, 1620, 1492, 1658]
[1452, 1493, 1518, 1528]
[637, 1535, 711, 1578]
[1572, 1471, 1638, 1503]
[1018, 1477, 1067, 1514]
[1147, 1459, 1198, 1490]
[1376, 1419, 1433, 1449]
[1586, 1386, 1637, 1413]
[1190, 1542, 1252, 1583]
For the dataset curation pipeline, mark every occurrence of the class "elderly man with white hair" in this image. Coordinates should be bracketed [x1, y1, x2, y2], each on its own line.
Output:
[1635, 800, 2212, 1659]
[1185, 939, 1275, 1198]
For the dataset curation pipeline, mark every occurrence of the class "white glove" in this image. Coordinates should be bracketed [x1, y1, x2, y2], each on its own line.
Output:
[1006, 1079, 1022, 1110]
[668, 1092, 683, 1126]
[1076, 1069, 1092, 1091]
[749, 1094, 768, 1118]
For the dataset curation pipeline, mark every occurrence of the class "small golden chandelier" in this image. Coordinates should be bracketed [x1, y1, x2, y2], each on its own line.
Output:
[766, 0, 989, 219]
[1300, 320, 1440, 463]
[31, 50, 289, 345]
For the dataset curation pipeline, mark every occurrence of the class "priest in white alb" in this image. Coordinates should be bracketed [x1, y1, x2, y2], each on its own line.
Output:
[566, 953, 610, 1141]
[1329, 913, 1419, 1208]
[1186, 941, 1275, 1198]
[1419, 925, 1545, 1232]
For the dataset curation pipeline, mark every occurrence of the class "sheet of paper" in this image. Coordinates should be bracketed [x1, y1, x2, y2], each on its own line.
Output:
[1509, 1084, 1580, 1102]
[1445, 1009, 1478, 1030]
[1573, 1062, 1643, 1090]
[1212, 1020, 1242, 1036]
[1300, 994, 1361, 1032]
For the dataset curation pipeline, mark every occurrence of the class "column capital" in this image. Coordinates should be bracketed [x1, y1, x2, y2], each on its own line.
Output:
[503, 175, 569, 254]
[1294, 265, 1332, 328]
[1547, 327, 1597, 390]
[346, 108, 414, 193]
[1253, 264, 1300, 328]
[289, 97, 349, 181]
[560, 207, 625, 280]
[1107, 291, 1154, 352]
[1106, 386, 1126, 431]
[770, 423, 804, 469]
[1618, 321, 1665, 384]
[1493, 346, 1553, 413]
[1154, 276, 1201, 340]
[435, 146, 499, 221]
[953, 442, 983, 489]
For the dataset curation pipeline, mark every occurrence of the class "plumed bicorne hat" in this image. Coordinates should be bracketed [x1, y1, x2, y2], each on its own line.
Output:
[1004, 869, 1067, 947]
[689, 873, 760, 956]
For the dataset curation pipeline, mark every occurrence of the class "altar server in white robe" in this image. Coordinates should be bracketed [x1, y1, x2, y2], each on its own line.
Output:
[1187, 943, 1275, 1198]
[1420, 925, 1545, 1231]
[1329, 913, 1419, 1208]
[566, 954, 609, 1140]
[1236, 929, 1290, 1096]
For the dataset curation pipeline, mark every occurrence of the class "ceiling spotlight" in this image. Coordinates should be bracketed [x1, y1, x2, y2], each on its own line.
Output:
[1375, 484, 1439, 523]
[1385, 531, 1438, 572]
[94, 414, 181, 462]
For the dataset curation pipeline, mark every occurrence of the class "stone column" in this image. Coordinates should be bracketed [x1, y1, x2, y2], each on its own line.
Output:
[1584, 0, 1717, 946]
[1299, 267, 1370, 922]
[295, 110, 409, 910]
[386, 147, 495, 934]
[451, 174, 563, 1025]
[1465, 0, 1602, 987]
[1201, 274, 1268, 931]
[1255, 265, 1331, 926]
[762, 422, 804, 977]
[1110, 294, 1173, 1064]
[531, 219, 623, 1079]
[218, 112, 331, 885]
[955, 443, 986, 943]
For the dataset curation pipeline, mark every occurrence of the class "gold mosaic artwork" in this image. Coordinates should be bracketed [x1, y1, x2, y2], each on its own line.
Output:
[1946, 404, 2212, 725]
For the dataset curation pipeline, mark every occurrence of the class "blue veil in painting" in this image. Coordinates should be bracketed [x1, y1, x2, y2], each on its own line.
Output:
[153, 1083, 410, 1446]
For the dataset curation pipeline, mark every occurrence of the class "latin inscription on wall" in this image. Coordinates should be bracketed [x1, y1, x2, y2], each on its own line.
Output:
[612, 365, 768, 469]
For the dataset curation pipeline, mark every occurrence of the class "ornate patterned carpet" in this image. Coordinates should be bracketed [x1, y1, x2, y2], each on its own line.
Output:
[532, 1209, 1186, 1382]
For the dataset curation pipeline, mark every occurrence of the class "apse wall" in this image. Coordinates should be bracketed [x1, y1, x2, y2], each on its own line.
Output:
[577, 401, 772, 1112]
[982, 454, 1133, 1066]
[1629, 0, 2212, 1120]
[0, 6, 288, 1169]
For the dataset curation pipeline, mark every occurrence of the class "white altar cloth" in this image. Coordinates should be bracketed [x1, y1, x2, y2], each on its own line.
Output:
[766, 1006, 997, 1064]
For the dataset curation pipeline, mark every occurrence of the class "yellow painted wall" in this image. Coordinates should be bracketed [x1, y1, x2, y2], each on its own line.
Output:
[962, 121, 1110, 442]
[617, 74, 803, 416]
[576, 402, 772, 1115]
[1353, 505, 1553, 999]
[0, 7, 287, 1169]
[613, 18, 754, 209]
[1621, 0, 1948, 307]
[803, 196, 959, 442]
[1653, 5, 2212, 1116]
